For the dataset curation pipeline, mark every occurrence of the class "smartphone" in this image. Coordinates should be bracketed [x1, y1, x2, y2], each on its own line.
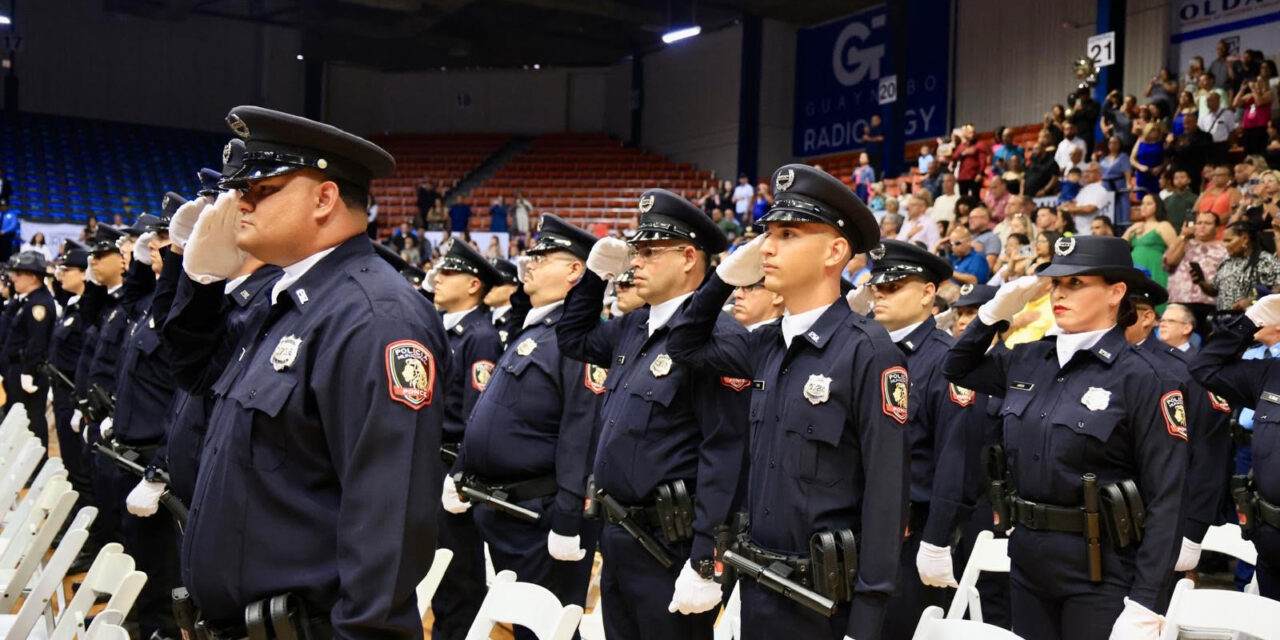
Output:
[1189, 262, 1205, 279]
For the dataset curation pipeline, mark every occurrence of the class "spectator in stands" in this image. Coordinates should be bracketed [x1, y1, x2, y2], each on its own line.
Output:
[844, 252, 871, 286]
[700, 187, 719, 213]
[712, 208, 739, 237]
[1028, 230, 1060, 274]
[1165, 210, 1226, 330]
[937, 129, 960, 166]
[1070, 90, 1102, 155]
[1184, 56, 1205, 91]
[389, 221, 418, 250]
[932, 173, 959, 226]
[1200, 219, 1280, 313]
[731, 174, 754, 223]
[751, 182, 772, 224]
[1207, 39, 1233, 92]
[881, 213, 903, 239]
[1100, 135, 1133, 224]
[867, 182, 886, 212]
[489, 195, 510, 232]
[1090, 215, 1116, 236]
[990, 232, 1031, 285]
[1054, 121, 1087, 173]
[945, 225, 990, 285]
[967, 206, 1001, 271]
[1001, 154, 1026, 195]
[1026, 140, 1060, 198]
[1171, 90, 1197, 138]
[862, 114, 885, 171]
[1131, 122, 1167, 202]
[426, 199, 447, 230]
[1158, 303, 1197, 352]
[1199, 89, 1236, 167]
[1057, 167, 1084, 205]
[1034, 205, 1057, 234]
[1060, 163, 1113, 233]
[995, 200, 1035, 245]
[1194, 72, 1229, 116]
[920, 160, 945, 197]
[918, 145, 935, 174]
[983, 176, 1012, 222]
[484, 236, 502, 261]
[448, 194, 472, 232]
[0, 169, 10, 207]
[1101, 91, 1139, 150]
[992, 128, 1024, 174]
[1164, 168, 1198, 230]
[512, 192, 532, 235]
[400, 235, 423, 267]
[20, 233, 52, 262]
[851, 153, 875, 202]
[954, 124, 987, 199]
[1195, 165, 1242, 225]
[1268, 119, 1280, 170]
[896, 193, 940, 250]
[416, 181, 440, 228]
[1237, 75, 1274, 156]
[1045, 104, 1067, 145]
[1169, 115, 1213, 192]
[1146, 68, 1178, 118]
[884, 196, 901, 222]
[1124, 193, 1178, 289]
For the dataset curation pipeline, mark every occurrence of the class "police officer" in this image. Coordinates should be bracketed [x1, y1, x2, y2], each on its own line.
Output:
[610, 268, 644, 317]
[944, 235, 1187, 640]
[430, 237, 504, 640]
[1188, 294, 1280, 599]
[486, 258, 520, 347]
[665, 164, 907, 640]
[174, 106, 448, 640]
[452, 215, 602, 637]
[729, 275, 783, 331]
[49, 246, 91, 494]
[862, 240, 982, 640]
[1, 251, 55, 449]
[557, 189, 748, 639]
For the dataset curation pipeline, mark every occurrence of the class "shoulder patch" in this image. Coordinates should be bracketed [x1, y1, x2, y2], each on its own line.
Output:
[386, 340, 436, 409]
[1207, 392, 1230, 413]
[471, 360, 495, 392]
[584, 364, 608, 395]
[948, 383, 975, 407]
[31, 305, 46, 322]
[881, 366, 909, 424]
[1161, 390, 1188, 441]
[721, 377, 751, 392]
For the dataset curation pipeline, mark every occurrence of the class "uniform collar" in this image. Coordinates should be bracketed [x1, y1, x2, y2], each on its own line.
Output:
[492, 305, 511, 323]
[14, 291, 27, 302]
[107, 284, 123, 297]
[272, 246, 337, 304]
[891, 316, 936, 352]
[228, 266, 280, 308]
[270, 234, 374, 310]
[781, 301, 846, 348]
[647, 291, 694, 337]
[66, 294, 81, 307]
[524, 300, 564, 329]
[224, 274, 251, 295]
[1054, 324, 1122, 368]
[747, 317, 781, 332]
[443, 305, 479, 332]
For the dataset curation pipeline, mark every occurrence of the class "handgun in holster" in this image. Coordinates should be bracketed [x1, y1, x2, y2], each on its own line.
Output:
[1232, 474, 1258, 537]
[1081, 474, 1103, 582]
[583, 475, 600, 520]
[172, 587, 207, 640]
[653, 479, 695, 544]
[809, 529, 858, 603]
[1230, 417, 1253, 447]
[982, 445, 1012, 534]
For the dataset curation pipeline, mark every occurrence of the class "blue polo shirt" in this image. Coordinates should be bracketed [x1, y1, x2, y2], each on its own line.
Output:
[950, 250, 990, 284]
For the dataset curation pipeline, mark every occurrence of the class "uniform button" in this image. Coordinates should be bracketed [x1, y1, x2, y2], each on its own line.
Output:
[781, 368, 789, 375]
[640, 351, 647, 357]
[1032, 454, 1040, 461]
[806, 426, 814, 434]
[623, 383, 628, 389]
[1056, 377, 1064, 383]
[361, 267, 368, 272]
[645, 390, 652, 397]
[1077, 421, 1085, 429]
[765, 508, 771, 515]
[249, 390, 257, 398]
[769, 460, 775, 468]
[1039, 412, 1046, 418]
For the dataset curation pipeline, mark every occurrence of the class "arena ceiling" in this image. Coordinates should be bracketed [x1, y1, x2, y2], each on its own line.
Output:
[104, 0, 878, 70]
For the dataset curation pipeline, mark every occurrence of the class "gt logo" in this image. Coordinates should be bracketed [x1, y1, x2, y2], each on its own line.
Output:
[832, 14, 886, 87]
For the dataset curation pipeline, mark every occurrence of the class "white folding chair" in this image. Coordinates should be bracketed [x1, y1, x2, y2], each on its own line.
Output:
[577, 601, 604, 640]
[0, 476, 77, 610]
[712, 582, 741, 640]
[0, 457, 65, 534]
[0, 527, 87, 640]
[912, 605, 1025, 639]
[81, 610, 124, 640]
[416, 548, 453, 619]
[464, 570, 583, 640]
[47, 543, 147, 640]
[1200, 523, 1261, 594]
[946, 530, 1010, 622]
[0, 438, 46, 519]
[0, 406, 30, 463]
[87, 619, 129, 640]
[1159, 577, 1280, 640]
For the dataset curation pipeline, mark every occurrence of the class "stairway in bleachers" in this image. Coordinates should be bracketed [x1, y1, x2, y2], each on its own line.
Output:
[368, 133, 512, 233]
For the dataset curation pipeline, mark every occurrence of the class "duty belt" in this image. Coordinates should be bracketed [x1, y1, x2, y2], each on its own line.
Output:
[733, 539, 814, 589]
[1010, 498, 1085, 533]
[465, 474, 558, 503]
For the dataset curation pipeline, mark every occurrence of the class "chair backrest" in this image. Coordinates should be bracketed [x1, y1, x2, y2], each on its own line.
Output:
[91, 622, 130, 640]
[0, 405, 30, 460]
[947, 530, 1010, 621]
[0, 478, 77, 610]
[82, 609, 124, 640]
[713, 583, 741, 640]
[1, 527, 87, 640]
[1199, 524, 1258, 566]
[49, 543, 148, 640]
[913, 606, 1025, 640]
[416, 548, 453, 619]
[1159, 578, 1280, 640]
[463, 570, 584, 640]
[0, 438, 46, 517]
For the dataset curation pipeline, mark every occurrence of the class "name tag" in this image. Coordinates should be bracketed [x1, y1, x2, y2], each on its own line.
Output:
[1262, 391, 1280, 404]
[752, 380, 767, 391]
[1010, 381, 1035, 392]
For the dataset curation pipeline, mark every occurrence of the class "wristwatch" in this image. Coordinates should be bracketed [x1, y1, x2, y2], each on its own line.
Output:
[695, 558, 716, 581]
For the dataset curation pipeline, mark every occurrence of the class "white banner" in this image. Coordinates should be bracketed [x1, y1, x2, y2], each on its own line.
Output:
[1170, 0, 1280, 78]
[16, 220, 86, 255]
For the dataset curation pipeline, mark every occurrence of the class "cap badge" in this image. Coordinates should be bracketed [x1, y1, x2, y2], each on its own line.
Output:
[803, 374, 832, 405]
[1055, 236, 1076, 257]
[775, 169, 795, 192]
[638, 195, 655, 214]
[869, 244, 886, 261]
[316, 158, 328, 170]
[1081, 386, 1110, 412]
[163, 195, 172, 211]
[271, 335, 303, 371]
[516, 338, 537, 357]
[226, 113, 251, 138]
[960, 284, 974, 295]
[650, 353, 673, 377]
[222, 141, 234, 165]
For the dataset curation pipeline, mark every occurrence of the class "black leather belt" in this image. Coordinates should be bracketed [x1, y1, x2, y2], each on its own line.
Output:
[1010, 497, 1085, 533]
[467, 474, 559, 503]
[604, 501, 665, 530]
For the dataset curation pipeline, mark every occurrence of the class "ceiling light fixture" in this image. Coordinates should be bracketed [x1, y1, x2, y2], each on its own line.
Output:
[661, 25, 700, 44]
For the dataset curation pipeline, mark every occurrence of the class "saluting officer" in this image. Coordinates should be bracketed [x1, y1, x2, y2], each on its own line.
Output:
[557, 190, 748, 640]
[175, 106, 448, 640]
[729, 275, 784, 331]
[1, 251, 55, 448]
[943, 236, 1188, 640]
[610, 268, 644, 317]
[1189, 294, 1280, 599]
[452, 215, 602, 635]
[430, 237, 505, 640]
[665, 164, 908, 640]
[861, 240, 984, 640]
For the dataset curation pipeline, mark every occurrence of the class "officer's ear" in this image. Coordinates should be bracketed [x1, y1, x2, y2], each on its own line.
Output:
[313, 180, 342, 222]
[824, 234, 851, 269]
[566, 258, 585, 285]
[466, 276, 483, 297]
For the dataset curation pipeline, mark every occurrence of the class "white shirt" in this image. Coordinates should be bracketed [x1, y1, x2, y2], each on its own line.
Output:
[747, 318, 780, 332]
[1055, 324, 1115, 368]
[1174, 341, 1192, 352]
[271, 247, 337, 304]
[224, 274, 251, 295]
[732, 184, 755, 214]
[442, 306, 478, 332]
[1198, 108, 1237, 143]
[491, 305, 511, 324]
[1054, 136, 1086, 171]
[648, 292, 694, 337]
[896, 212, 941, 250]
[888, 320, 925, 344]
[931, 194, 959, 223]
[523, 300, 564, 329]
[781, 303, 831, 348]
[1074, 182, 1114, 231]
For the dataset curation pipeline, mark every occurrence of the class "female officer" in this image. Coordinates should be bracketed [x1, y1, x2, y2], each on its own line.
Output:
[1189, 294, 1280, 598]
[942, 235, 1188, 640]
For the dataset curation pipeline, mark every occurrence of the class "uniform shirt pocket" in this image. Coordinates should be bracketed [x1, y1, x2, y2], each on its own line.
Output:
[227, 374, 298, 471]
[1050, 405, 1122, 469]
[624, 375, 680, 440]
[1252, 395, 1280, 463]
[782, 399, 845, 486]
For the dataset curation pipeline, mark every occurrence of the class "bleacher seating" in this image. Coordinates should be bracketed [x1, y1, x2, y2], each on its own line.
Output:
[464, 133, 716, 235]
[368, 133, 511, 233]
[0, 112, 225, 224]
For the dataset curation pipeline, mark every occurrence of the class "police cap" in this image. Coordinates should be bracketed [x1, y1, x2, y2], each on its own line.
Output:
[631, 189, 729, 254]
[867, 239, 954, 285]
[1126, 267, 1170, 307]
[615, 268, 636, 287]
[952, 283, 999, 308]
[8, 251, 47, 275]
[438, 239, 504, 287]
[221, 138, 247, 179]
[1038, 235, 1150, 291]
[123, 213, 162, 237]
[60, 248, 89, 270]
[218, 106, 395, 198]
[529, 214, 598, 261]
[491, 259, 520, 286]
[197, 168, 223, 197]
[90, 225, 125, 256]
[760, 164, 879, 253]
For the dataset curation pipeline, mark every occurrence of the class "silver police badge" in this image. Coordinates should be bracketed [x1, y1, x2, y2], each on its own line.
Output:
[869, 243, 886, 261]
[227, 113, 251, 138]
[638, 194, 655, 214]
[1055, 236, 1076, 256]
[1081, 386, 1110, 412]
[222, 141, 234, 165]
[271, 335, 303, 371]
[516, 338, 537, 356]
[775, 169, 795, 192]
[803, 374, 832, 405]
[650, 353, 673, 377]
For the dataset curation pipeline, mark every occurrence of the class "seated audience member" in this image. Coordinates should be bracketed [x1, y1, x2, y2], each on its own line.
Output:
[896, 194, 940, 249]
[990, 232, 1031, 284]
[881, 213, 904, 239]
[945, 225, 991, 285]
[1059, 163, 1113, 233]
[983, 176, 1012, 222]
[1091, 215, 1116, 236]
[1199, 220, 1280, 314]
[1157, 303, 1197, 351]
[967, 206, 1001, 271]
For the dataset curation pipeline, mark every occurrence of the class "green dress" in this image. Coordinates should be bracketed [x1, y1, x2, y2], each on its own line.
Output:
[1131, 229, 1168, 311]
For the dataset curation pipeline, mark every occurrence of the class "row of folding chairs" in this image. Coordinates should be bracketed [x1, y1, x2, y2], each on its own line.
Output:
[0, 404, 147, 640]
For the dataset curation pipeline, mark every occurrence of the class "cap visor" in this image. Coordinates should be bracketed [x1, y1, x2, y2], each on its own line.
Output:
[219, 163, 303, 189]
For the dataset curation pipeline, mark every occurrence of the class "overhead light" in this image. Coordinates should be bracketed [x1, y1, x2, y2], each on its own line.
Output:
[296, 54, 304, 61]
[662, 25, 700, 44]
[0, 16, 10, 25]
[533, 63, 541, 70]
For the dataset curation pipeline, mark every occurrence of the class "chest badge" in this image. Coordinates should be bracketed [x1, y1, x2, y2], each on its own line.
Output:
[31, 305, 46, 322]
[650, 353, 673, 377]
[803, 374, 832, 405]
[516, 338, 537, 356]
[271, 335, 303, 371]
[1081, 387, 1111, 412]
[499, 329, 509, 344]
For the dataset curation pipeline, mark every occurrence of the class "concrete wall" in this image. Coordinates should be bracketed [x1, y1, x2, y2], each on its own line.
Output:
[758, 19, 798, 177]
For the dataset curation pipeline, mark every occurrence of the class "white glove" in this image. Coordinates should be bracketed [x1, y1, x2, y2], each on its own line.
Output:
[916, 541, 959, 588]
[716, 235, 766, 286]
[441, 476, 471, 514]
[19, 374, 37, 394]
[1246, 293, 1280, 327]
[934, 307, 957, 333]
[125, 479, 166, 517]
[515, 255, 532, 283]
[667, 561, 723, 615]
[133, 232, 155, 266]
[1109, 598, 1164, 640]
[169, 199, 206, 250]
[1174, 537, 1202, 572]
[585, 237, 631, 280]
[100, 417, 113, 440]
[846, 284, 873, 315]
[547, 531, 587, 562]
[70, 409, 83, 434]
[978, 276, 1044, 325]
[184, 190, 247, 283]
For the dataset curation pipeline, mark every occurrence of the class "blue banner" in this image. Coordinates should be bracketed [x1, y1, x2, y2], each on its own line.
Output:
[792, 3, 951, 157]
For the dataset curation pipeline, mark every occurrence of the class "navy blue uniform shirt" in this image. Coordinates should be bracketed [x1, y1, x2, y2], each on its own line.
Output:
[441, 306, 503, 444]
[50, 294, 86, 375]
[2, 287, 55, 375]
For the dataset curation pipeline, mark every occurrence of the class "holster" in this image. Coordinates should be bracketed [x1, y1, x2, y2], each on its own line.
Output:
[1098, 480, 1145, 548]
[1232, 474, 1259, 537]
[982, 445, 1012, 534]
[242, 594, 331, 640]
[713, 512, 749, 584]
[583, 475, 600, 520]
[652, 480, 695, 544]
[439, 442, 460, 466]
[1230, 420, 1253, 447]
[808, 529, 858, 603]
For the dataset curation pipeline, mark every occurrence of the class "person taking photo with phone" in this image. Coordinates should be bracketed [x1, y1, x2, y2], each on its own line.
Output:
[1164, 211, 1227, 333]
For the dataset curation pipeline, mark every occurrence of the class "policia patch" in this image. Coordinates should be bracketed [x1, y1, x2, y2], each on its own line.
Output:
[471, 360, 495, 392]
[881, 366, 909, 424]
[584, 364, 608, 395]
[386, 340, 436, 409]
[948, 383, 975, 407]
[1161, 390, 1188, 441]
